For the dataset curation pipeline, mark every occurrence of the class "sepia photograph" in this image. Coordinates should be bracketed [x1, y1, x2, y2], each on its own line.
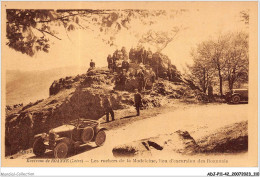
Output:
[1, 1, 258, 170]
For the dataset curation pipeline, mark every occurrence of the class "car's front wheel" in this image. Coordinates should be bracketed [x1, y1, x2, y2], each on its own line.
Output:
[232, 95, 241, 104]
[95, 130, 106, 147]
[33, 138, 46, 157]
[54, 142, 68, 158]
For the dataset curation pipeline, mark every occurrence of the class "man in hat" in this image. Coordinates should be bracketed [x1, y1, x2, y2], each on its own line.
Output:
[102, 95, 115, 122]
[134, 89, 142, 116]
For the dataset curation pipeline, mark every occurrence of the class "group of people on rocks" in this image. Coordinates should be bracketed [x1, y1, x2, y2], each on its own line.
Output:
[129, 47, 153, 65]
[90, 45, 179, 86]
[107, 47, 129, 73]
[113, 66, 157, 92]
[105, 47, 159, 92]
[129, 47, 180, 82]
[87, 46, 181, 122]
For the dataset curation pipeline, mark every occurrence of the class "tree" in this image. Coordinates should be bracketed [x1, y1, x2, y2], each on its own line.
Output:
[6, 9, 174, 56]
[188, 31, 249, 95]
[210, 35, 231, 96]
[240, 10, 249, 25]
[6, 9, 105, 56]
[187, 43, 215, 93]
[138, 27, 181, 52]
[223, 32, 249, 90]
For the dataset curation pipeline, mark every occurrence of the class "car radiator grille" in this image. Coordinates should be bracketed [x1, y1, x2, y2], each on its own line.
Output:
[49, 133, 55, 147]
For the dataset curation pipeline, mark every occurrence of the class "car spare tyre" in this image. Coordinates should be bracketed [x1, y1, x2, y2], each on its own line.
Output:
[81, 127, 94, 143]
[232, 95, 241, 104]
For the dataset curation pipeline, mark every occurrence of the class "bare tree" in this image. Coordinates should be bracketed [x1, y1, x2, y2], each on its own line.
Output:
[138, 27, 181, 52]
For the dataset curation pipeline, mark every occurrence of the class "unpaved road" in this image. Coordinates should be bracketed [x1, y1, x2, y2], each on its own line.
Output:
[18, 103, 248, 160]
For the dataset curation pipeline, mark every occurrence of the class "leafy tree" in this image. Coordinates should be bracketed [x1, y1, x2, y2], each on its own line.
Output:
[210, 35, 230, 96]
[6, 9, 177, 56]
[188, 31, 249, 95]
[223, 32, 249, 90]
[6, 9, 106, 56]
[187, 43, 215, 93]
[240, 10, 249, 25]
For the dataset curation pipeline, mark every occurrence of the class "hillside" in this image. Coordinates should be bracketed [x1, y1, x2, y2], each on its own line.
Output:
[6, 66, 88, 105]
[6, 63, 204, 156]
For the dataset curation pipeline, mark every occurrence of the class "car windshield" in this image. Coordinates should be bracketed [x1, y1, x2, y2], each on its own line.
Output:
[68, 119, 98, 127]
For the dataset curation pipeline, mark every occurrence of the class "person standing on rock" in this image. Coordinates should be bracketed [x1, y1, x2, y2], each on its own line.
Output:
[134, 89, 142, 116]
[102, 95, 115, 122]
[90, 59, 95, 69]
[120, 69, 127, 90]
[137, 69, 145, 91]
[122, 59, 129, 72]
[107, 55, 113, 72]
[149, 68, 156, 90]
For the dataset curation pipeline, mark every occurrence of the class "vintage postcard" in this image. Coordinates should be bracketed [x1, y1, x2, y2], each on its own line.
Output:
[1, 1, 258, 168]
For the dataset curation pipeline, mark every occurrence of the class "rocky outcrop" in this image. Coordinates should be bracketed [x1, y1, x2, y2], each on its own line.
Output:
[112, 130, 199, 157]
[49, 68, 111, 96]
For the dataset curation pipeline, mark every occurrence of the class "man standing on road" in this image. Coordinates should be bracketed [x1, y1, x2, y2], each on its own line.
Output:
[102, 94, 115, 122]
[134, 89, 142, 116]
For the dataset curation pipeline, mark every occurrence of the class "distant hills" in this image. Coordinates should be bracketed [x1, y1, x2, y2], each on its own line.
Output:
[6, 66, 88, 105]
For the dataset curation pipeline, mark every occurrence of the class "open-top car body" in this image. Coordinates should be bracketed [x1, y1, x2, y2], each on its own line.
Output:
[225, 88, 248, 104]
[33, 119, 106, 158]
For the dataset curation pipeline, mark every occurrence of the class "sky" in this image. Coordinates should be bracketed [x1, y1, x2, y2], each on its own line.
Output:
[4, 5, 248, 73]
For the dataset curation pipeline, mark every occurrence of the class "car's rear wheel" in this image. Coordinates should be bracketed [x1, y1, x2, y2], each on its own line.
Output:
[232, 95, 241, 104]
[54, 142, 68, 158]
[95, 130, 106, 147]
[33, 138, 46, 156]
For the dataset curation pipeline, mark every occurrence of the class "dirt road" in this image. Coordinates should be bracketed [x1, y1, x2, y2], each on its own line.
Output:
[18, 103, 248, 160]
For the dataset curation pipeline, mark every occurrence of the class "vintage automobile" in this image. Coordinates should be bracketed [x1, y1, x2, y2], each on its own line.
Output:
[33, 119, 106, 158]
[225, 88, 248, 104]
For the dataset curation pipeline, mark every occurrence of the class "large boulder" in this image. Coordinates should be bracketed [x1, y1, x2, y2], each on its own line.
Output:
[112, 130, 199, 157]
